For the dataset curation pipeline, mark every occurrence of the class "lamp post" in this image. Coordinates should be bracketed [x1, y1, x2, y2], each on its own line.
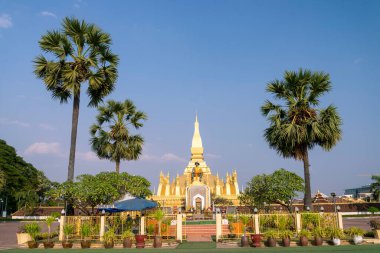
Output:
[295, 207, 299, 213]
[0, 199, 3, 217]
[331, 192, 337, 213]
[253, 207, 258, 214]
[320, 206, 324, 213]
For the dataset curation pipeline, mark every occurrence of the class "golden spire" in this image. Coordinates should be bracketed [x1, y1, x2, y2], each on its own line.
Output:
[190, 114, 204, 161]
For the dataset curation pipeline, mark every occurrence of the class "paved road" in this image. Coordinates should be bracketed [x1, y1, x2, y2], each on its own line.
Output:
[343, 216, 379, 230]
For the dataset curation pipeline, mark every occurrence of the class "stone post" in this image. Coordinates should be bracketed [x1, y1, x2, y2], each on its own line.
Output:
[337, 212, 343, 230]
[254, 214, 260, 234]
[100, 215, 105, 241]
[295, 213, 301, 233]
[216, 213, 222, 241]
[140, 216, 145, 235]
[176, 214, 183, 242]
[59, 215, 65, 241]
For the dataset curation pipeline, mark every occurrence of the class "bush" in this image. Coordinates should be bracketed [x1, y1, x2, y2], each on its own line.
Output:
[345, 227, 365, 237]
[364, 231, 375, 238]
[25, 222, 40, 241]
[368, 207, 379, 214]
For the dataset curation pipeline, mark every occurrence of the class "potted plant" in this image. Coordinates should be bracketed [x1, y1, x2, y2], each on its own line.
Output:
[312, 227, 325, 246]
[346, 226, 364, 245]
[239, 215, 250, 247]
[298, 229, 311, 246]
[80, 222, 92, 248]
[25, 222, 40, 248]
[227, 214, 237, 238]
[62, 224, 74, 248]
[121, 230, 134, 248]
[264, 229, 278, 247]
[369, 219, 380, 239]
[43, 216, 56, 248]
[280, 230, 293, 247]
[328, 227, 344, 246]
[103, 228, 116, 248]
[250, 233, 263, 247]
[152, 209, 165, 248]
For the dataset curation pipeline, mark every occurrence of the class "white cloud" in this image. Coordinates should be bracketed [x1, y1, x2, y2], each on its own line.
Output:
[25, 142, 63, 156]
[77, 151, 100, 162]
[0, 118, 30, 127]
[0, 14, 12, 28]
[161, 153, 186, 162]
[39, 123, 55, 131]
[205, 153, 221, 159]
[41, 11, 57, 18]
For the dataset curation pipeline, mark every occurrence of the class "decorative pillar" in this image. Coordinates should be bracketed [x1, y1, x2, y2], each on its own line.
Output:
[59, 215, 65, 241]
[100, 215, 105, 241]
[295, 213, 301, 233]
[140, 216, 145, 235]
[254, 214, 260, 234]
[216, 213, 222, 241]
[176, 214, 183, 242]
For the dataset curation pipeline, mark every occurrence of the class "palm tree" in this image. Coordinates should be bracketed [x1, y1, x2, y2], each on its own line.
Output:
[34, 17, 119, 181]
[90, 100, 147, 173]
[261, 69, 342, 209]
[370, 175, 380, 201]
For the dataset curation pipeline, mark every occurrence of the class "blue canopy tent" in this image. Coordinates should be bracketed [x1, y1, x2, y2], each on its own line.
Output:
[97, 196, 158, 213]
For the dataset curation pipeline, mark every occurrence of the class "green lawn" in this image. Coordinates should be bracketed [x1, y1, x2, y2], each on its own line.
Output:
[5, 244, 380, 253]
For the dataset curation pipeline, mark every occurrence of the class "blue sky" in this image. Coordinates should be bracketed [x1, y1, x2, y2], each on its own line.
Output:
[0, 0, 379, 196]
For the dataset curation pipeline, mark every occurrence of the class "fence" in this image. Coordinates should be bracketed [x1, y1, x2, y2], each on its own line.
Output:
[59, 212, 343, 242]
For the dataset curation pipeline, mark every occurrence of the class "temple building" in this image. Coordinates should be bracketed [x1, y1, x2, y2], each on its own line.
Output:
[152, 115, 240, 212]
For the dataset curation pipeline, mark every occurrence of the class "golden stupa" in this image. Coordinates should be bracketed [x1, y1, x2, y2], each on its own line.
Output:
[152, 115, 240, 211]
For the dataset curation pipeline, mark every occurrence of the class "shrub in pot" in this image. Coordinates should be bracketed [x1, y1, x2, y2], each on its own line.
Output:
[312, 227, 325, 246]
[264, 229, 278, 247]
[103, 228, 116, 248]
[122, 230, 134, 248]
[25, 222, 40, 249]
[80, 222, 92, 248]
[369, 219, 380, 239]
[17, 224, 32, 245]
[298, 229, 311, 246]
[152, 209, 165, 248]
[346, 226, 364, 245]
[250, 234, 262, 247]
[62, 224, 74, 248]
[135, 234, 146, 248]
[43, 216, 56, 248]
[239, 215, 251, 247]
[280, 230, 293, 247]
[327, 227, 344, 246]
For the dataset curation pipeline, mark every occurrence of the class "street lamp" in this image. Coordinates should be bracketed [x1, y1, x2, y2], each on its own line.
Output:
[320, 206, 324, 212]
[331, 192, 337, 213]
[253, 207, 258, 214]
[295, 207, 299, 213]
[336, 205, 341, 212]
[306, 206, 310, 212]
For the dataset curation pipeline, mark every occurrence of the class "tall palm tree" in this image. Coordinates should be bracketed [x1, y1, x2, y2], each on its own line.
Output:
[34, 17, 119, 181]
[90, 100, 147, 173]
[261, 69, 342, 209]
[370, 175, 380, 201]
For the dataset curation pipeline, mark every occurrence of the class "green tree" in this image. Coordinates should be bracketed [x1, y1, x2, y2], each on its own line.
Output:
[34, 17, 119, 181]
[90, 100, 147, 173]
[0, 139, 55, 212]
[239, 168, 304, 212]
[370, 175, 380, 201]
[48, 172, 152, 215]
[261, 69, 342, 208]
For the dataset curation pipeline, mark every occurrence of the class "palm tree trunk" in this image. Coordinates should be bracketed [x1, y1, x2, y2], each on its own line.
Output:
[116, 159, 120, 173]
[302, 149, 312, 210]
[67, 91, 80, 181]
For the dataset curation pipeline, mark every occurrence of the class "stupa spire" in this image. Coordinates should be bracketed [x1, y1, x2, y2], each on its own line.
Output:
[190, 114, 204, 161]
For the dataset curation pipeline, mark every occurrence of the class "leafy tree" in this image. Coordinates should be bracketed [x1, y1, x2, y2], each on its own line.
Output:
[239, 168, 304, 212]
[0, 139, 55, 212]
[48, 172, 152, 215]
[261, 69, 342, 208]
[370, 175, 380, 201]
[90, 100, 147, 173]
[34, 17, 119, 181]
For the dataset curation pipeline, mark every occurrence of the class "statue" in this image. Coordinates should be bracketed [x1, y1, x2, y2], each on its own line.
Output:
[191, 162, 203, 183]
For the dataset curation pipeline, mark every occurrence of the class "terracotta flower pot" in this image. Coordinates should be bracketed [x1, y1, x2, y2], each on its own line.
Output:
[266, 238, 276, 247]
[81, 240, 91, 248]
[299, 236, 308, 246]
[282, 237, 290, 247]
[62, 241, 73, 248]
[241, 235, 249, 247]
[153, 236, 162, 248]
[135, 235, 146, 248]
[27, 241, 39, 249]
[314, 236, 323, 246]
[43, 241, 54, 248]
[123, 238, 132, 248]
[250, 234, 262, 247]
